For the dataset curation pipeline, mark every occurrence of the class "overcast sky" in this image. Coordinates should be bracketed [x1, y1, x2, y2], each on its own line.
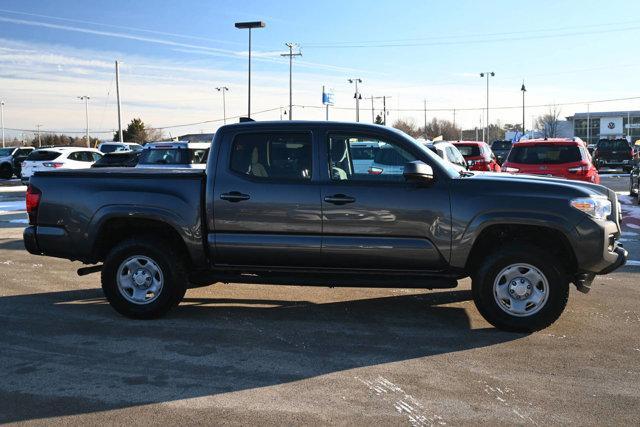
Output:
[1, 0, 640, 139]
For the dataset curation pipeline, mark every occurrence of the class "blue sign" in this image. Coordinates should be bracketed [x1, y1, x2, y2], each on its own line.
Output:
[512, 131, 524, 142]
[322, 90, 335, 105]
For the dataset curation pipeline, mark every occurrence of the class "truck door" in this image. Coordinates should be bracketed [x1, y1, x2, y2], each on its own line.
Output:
[211, 131, 322, 267]
[320, 132, 451, 270]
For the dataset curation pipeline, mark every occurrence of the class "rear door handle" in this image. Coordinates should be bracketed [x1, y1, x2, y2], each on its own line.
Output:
[324, 194, 356, 205]
[220, 191, 250, 202]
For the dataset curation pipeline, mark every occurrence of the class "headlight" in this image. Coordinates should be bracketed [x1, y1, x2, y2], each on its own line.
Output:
[570, 196, 611, 220]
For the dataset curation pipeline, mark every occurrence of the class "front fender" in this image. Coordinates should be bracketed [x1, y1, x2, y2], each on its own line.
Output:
[450, 210, 579, 269]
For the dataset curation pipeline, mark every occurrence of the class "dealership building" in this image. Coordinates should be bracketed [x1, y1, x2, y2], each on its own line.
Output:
[565, 110, 640, 144]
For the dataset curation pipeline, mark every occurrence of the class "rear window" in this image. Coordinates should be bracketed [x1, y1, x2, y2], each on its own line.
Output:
[138, 148, 209, 165]
[0, 148, 14, 157]
[597, 139, 630, 150]
[491, 140, 512, 150]
[100, 144, 123, 153]
[455, 144, 481, 157]
[507, 144, 582, 164]
[26, 150, 62, 161]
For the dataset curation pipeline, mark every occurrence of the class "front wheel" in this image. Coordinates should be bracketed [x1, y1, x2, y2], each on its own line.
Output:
[472, 246, 569, 332]
[101, 236, 187, 319]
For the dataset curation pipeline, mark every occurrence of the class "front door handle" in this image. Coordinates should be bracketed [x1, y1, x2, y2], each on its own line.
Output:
[324, 194, 356, 205]
[220, 191, 250, 202]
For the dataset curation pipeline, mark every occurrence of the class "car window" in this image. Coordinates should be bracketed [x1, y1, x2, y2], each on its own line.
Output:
[328, 135, 418, 182]
[230, 133, 312, 180]
[26, 150, 62, 161]
[0, 148, 14, 157]
[446, 146, 466, 166]
[16, 149, 33, 156]
[597, 139, 630, 150]
[67, 152, 81, 161]
[491, 141, 512, 150]
[91, 152, 103, 162]
[100, 144, 122, 153]
[455, 144, 481, 157]
[507, 144, 581, 164]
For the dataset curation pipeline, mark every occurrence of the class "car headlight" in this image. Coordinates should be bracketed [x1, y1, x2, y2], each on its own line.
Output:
[570, 196, 611, 220]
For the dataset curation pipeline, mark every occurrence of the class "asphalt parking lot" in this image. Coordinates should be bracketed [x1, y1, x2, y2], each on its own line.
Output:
[1, 174, 639, 425]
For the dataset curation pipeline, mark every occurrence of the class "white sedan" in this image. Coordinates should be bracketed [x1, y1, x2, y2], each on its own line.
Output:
[21, 147, 103, 184]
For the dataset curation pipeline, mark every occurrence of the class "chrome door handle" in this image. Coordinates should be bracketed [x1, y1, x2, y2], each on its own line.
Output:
[323, 194, 356, 205]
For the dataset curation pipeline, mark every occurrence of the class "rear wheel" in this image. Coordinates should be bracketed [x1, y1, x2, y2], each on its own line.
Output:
[101, 236, 187, 319]
[0, 163, 12, 179]
[472, 245, 569, 332]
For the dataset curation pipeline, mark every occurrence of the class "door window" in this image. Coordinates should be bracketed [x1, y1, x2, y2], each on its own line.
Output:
[327, 135, 417, 182]
[230, 133, 312, 180]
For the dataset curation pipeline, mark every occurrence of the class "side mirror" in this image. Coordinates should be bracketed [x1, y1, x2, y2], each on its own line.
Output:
[403, 161, 434, 182]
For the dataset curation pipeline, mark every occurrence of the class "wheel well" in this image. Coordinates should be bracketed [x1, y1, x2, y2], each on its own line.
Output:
[92, 218, 191, 266]
[466, 224, 577, 275]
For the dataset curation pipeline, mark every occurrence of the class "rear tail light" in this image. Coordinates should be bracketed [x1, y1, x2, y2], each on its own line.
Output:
[368, 167, 383, 175]
[26, 185, 41, 225]
[42, 162, 64, 168]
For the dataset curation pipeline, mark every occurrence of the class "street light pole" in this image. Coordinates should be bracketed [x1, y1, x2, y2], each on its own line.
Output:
[215, 87, 229, 124]
[521, 82, 526, 135]
[36, 124, 42, 147]
[348, 78, 362, 122]
[78, 96, 90, 147]
[115, 61, 123, 143]
[281, 43, 301, 120]
[480, 72, 495, 143]
[235, 21, 266, 119]
[0, 101, 5, 148]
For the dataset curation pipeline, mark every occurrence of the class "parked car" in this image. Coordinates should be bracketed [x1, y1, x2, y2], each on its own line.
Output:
[97, 142, 144, 153]
[592, 138, 634, 172]
[91, 151, 140, 168]
[136, 141, 209, 169]
[630, 160, 639, 202]
[490, 140, 513, 165]
[423, 141, 468, 173]
[0, 146, 34, 179]
[21, 147, 102, 184]
[452, 140, 501, 172]
[502, 138, 599, 184]
[24, 121, 626, 332]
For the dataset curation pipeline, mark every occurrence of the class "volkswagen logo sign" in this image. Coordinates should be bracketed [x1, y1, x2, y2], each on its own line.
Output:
[608, 121, 616, 129]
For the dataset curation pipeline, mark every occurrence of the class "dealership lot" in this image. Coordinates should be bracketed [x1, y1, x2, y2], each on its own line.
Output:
[0, 175, 639, 425]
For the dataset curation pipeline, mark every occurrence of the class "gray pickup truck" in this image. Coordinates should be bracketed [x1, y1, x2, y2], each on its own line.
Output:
[23, 121, 627, 332]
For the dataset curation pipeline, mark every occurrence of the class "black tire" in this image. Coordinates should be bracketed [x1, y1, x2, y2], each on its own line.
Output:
[101, 236, 187, 319]
[472, 245, 569, 332]
[0, 163, 12, 179]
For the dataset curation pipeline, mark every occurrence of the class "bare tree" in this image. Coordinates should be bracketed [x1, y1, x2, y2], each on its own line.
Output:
[535, 106, 562, 138]
[392, 118, 421, 138]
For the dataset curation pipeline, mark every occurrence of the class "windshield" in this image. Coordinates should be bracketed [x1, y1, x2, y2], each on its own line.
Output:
[138, 148, 208, 165]
[597, 139, 630, 150]
[0, 148, 14, 157]
[455, 144, 481, 157]
[507, 144, 581, 164]
[100, 144, 124, 153]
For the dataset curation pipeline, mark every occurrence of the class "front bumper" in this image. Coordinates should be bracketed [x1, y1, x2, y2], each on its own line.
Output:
[574, 217, 627, 274]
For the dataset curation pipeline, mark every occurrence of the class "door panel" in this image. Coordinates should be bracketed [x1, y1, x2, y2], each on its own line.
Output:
[211, 131, 322, 267]
[321, 133, 451, 271]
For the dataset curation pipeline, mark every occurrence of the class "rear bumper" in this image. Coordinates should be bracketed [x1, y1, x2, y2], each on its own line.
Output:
[23, 225, 75, 259]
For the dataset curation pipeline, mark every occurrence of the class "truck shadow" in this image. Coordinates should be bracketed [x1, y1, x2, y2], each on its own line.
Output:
[0, 287, 525, 422]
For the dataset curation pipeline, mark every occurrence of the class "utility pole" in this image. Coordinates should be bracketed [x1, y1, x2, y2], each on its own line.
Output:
[453, 108, 456, 129]
[587, 103, 590, 145]
[235, 21, 266, 119]
[115, 61, 123, 143]
[521, 82, 526, 135]
[423, 99, 427, 131]
[281, 43, 301, 120]
[0, 101, 5, 148]
[215, 87, 229, 124]
[36, 124, 42, 147]
[383, 96, 387, 125]
[479, 72, 495, 143]
[371, 96, 375, 123]
[78, 96, 90, 147]
[348, 78, 362, 122]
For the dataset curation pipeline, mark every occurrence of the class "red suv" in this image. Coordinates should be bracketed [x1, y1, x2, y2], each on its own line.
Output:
[501, 138, 600, 184]
[452, 141, 501, 172]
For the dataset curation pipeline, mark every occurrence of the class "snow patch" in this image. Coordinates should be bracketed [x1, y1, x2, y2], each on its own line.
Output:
[0, 200, 25, 214]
